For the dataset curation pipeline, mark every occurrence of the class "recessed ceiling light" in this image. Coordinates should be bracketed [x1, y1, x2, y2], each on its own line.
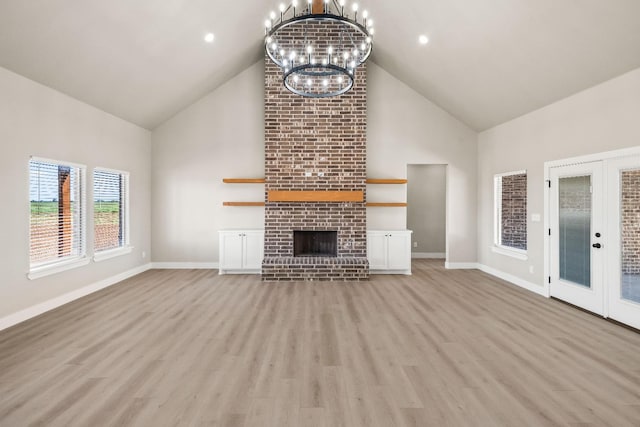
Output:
[419, 35, 429, 45]
[204, 33, 215, 43]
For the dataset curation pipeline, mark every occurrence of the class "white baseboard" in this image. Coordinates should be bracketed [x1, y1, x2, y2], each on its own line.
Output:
[0, 263, 152, 332]
[151, 262, 219, 269]
[477, 264, 548, 297]
[370, 270, 412, 275]
[445, 262, 479, 270]
[219, 269, 261, 275]
[412, 252, 446, 259]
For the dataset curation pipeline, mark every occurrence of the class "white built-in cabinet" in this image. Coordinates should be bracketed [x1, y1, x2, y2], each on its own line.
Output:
[367, 230, 413, 275]
[218, 229, 411, 275]
[218, 230, 264, 274]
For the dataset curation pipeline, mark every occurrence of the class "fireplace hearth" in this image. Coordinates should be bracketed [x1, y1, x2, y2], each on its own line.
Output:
[294, 231, 337, 257]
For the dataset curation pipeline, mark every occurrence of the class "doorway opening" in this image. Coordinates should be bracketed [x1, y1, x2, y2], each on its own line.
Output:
[407, 164, 447, 261]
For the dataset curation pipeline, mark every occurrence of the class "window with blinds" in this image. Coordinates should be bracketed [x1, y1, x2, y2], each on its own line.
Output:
[29, 158, 85, 269]
[94, 169, 129, 252]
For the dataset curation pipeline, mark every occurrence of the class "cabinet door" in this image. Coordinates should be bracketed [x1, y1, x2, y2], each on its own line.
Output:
[387, 232, 411, 270]
[243, 232, 264, 270]
[367, 232, 388, 270]
[220, 233, 244, 270]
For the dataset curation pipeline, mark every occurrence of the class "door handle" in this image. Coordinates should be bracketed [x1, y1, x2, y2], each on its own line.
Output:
[592, 243, 602, 249]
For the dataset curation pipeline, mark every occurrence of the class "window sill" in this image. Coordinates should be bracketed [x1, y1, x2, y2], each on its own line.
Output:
[28, 257, 90, 280]
[94, 246, 133, 262]
[492, 245, 528, 261]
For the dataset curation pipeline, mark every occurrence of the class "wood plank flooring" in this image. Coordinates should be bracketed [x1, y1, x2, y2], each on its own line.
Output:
[1, 260, 639, 426]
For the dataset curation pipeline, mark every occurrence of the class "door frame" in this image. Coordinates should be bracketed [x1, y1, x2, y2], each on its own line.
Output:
[544, 145, 640, 309]
[406, 164, 448, 263]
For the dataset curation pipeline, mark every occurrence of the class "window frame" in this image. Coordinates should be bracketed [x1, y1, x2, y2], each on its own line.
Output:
[493, 170, 528, 260]
[92, 167, 131, 262]
[28, 157, 88, 279]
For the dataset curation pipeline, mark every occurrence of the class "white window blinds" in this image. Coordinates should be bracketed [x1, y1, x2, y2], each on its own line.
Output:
[94, 169, 129, 252]
[29, 159, 85, 268]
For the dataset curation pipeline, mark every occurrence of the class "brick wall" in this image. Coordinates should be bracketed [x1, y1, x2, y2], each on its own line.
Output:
[500, 173, 527, 250]
[622, 170, 640, 274]
[262, 23, 369, 281]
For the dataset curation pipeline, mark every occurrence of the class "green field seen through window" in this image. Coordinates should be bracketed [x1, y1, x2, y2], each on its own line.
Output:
[31, 201, 120, 219]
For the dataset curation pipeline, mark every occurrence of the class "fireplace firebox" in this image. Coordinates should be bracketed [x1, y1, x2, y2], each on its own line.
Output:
[293, 231, 338, 257]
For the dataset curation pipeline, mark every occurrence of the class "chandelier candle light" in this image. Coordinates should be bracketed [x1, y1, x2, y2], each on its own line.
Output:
[264, 0, 374, 97]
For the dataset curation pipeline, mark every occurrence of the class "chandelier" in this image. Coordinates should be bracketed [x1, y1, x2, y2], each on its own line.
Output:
[264, 0, 374, 98]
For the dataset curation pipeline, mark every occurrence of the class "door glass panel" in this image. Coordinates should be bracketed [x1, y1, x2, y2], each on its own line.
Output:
[559, 176, 592, 287]
[621, 170, 640, 304]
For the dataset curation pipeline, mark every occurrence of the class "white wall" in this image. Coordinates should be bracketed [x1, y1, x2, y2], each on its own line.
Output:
[151, 61, 479, 265]
[367, 64, 478, 264]
[407, 165, 446, 254]
[478, 67, 640, 289]
[0, 66, 151, 319]
[151, 61, 265, 264]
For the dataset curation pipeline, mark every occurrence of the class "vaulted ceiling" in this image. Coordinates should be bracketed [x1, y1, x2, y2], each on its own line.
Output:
[1, 0, 640, 131]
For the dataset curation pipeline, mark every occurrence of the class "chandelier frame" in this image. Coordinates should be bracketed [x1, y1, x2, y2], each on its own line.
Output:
[264, 1, 373, 98]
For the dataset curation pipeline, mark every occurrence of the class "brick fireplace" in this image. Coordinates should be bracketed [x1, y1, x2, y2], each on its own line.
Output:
[261, 46, 369, 281]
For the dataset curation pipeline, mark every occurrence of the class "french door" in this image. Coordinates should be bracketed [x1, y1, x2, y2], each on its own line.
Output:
[607, 157, 640, 329]
[549, 157, 640, 329]
[549, 162, 604, 315]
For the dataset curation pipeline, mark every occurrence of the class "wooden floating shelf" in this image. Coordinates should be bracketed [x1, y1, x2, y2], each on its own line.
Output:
[268, 190, 364, 202]
[366, 179, 408, 184]
[366, 202, 408, 207]
[222, 178, 266, 184]
[223, 202, 265, 207]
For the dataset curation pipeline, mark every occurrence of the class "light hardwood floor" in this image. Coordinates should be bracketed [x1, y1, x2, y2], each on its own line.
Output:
[1, 260, 639, 426]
